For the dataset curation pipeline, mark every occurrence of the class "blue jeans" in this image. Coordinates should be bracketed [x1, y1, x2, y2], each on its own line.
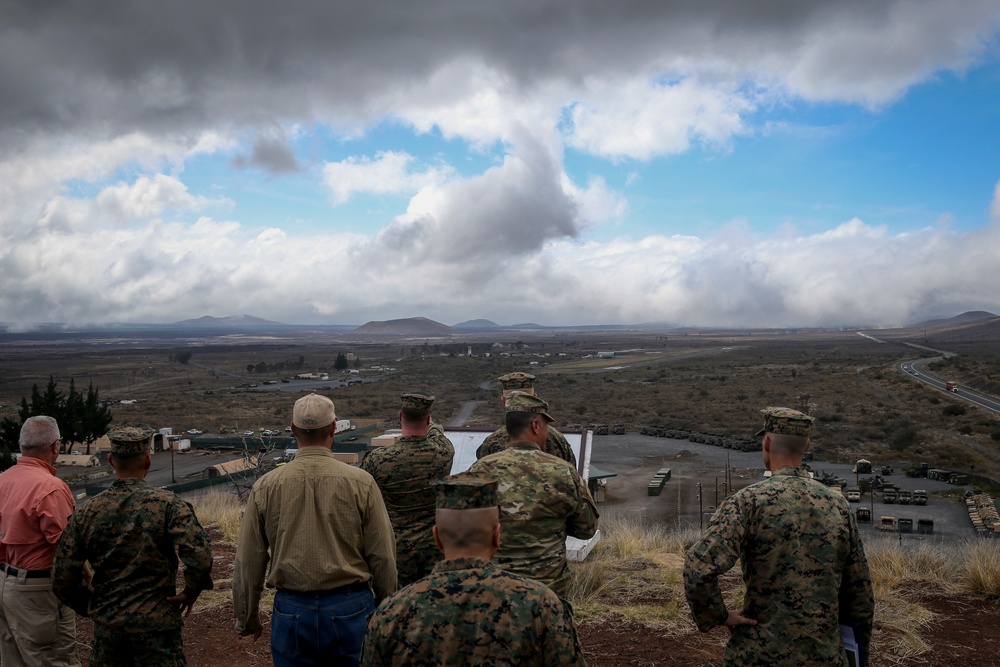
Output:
[270, 587, 375, 667]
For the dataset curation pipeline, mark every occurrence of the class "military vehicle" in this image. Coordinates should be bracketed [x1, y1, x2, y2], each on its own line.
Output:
[927, 469, 951, 481]
[897, 518, 913, 534]
[880, 465, 894, 476]
[913, 489, 928, 505]
[853, 459, 872, 474]
[917, 518, 934, 534]
[905, 462, 929, 478]
[855, 507, 872, 522]
[949, 473, 969, 485]
[897, 490, 912, 505]
[878, 516, 897, 532]
[882, 487, 898, 503]
[846, 487, 862, 502]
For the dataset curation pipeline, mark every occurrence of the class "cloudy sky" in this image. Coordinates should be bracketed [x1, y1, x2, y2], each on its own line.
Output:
[3, 1, 1000, 329]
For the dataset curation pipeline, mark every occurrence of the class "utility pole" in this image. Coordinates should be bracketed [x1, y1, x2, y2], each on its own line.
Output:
[698, 482, 704, 530]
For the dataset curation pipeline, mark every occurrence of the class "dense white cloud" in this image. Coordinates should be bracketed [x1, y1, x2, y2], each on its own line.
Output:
[323, 152, 453, 204]
[2, 178, 999, 327]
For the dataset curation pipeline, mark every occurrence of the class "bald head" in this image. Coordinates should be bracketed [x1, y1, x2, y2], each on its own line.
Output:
[434, 506, 500, 559]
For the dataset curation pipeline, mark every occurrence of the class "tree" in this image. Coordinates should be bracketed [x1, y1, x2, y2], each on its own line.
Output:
[334, 352, 349, 371]
[12, 377, 112, 454]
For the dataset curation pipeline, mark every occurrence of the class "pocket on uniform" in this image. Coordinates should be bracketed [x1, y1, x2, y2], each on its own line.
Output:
[270, 609, 300, 659]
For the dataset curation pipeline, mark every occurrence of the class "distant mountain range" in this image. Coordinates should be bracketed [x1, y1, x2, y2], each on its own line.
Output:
[910, 310, 997, 329]
[172, 314, 285, 327]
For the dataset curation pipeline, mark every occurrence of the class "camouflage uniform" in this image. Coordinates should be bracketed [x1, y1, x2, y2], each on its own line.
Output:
[427, 421, 456, 457]
[684, 467, 874, 667]
[53, 478, 213, 667]
[468, 442, 598, 597]
[475, 424, 577, 469]
[361, 556, 586, 666]
[360, 434, 454, 586]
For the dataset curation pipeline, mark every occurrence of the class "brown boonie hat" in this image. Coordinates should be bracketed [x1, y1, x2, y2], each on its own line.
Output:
[756, 407, 815, 438]
[434, 472, 498, 510]
[504, 390, 554, 422]
[108, 424, 154, 456]
[499, 372, 535, 390]
[401, 392, 434, 412]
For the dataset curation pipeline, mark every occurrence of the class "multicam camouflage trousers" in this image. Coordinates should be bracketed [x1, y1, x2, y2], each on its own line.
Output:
[90, 624, 185, 667]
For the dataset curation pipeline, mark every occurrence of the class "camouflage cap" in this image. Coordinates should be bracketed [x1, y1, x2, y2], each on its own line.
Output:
[400, 392, 434, 412]
[499, 372, 535, 390]
[108, 424, 154, 456]
[434, 472, 498, 510]
[756, 406, 815, 438]
[504, 390, 554, 422]
[293, 393, 336, 429]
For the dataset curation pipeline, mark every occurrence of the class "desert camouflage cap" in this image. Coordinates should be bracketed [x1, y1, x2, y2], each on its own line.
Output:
[499, 372, 535, 390]
[756, 406, 815, 438]
[434, 472, 498, 510]
[504, 390, 555, 422]
[108, 424, 154, 456]
[401, 392, 434, 412]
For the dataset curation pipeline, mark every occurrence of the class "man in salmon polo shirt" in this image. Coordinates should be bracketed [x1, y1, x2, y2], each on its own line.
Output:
[0, 415, 80, 667]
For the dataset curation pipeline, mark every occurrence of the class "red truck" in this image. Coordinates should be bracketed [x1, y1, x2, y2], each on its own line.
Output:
[946, 381, 958, 392]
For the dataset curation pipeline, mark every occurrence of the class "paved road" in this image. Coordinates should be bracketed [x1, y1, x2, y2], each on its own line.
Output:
[900, 359, 1000, 415]
[447, 401, 478, 427]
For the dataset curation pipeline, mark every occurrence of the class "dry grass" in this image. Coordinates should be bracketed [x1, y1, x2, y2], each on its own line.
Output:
[192, 491, 244, 543]
[569, 514, 1000, 662]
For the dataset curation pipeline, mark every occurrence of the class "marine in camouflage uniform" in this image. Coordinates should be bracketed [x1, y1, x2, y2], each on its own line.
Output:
[468, 392, 598, 598]
[684, 408, 874, 667]
[53, 426, 213, 667]
[362, 472, 586, 667]
[475, 372, 577, 468]
[361, 393, 455, 586]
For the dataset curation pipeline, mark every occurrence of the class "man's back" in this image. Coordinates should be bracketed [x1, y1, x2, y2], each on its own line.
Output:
[235, 447, 396, 602]
[0, 457, 74, 569]
[685, 467, 874, 666]
[468, 443, 597, 596]
[360, 435, 453, 585]
[362, 557, 586, 667]
[53, 478, 213, 631]
[475, 424, 577, 468]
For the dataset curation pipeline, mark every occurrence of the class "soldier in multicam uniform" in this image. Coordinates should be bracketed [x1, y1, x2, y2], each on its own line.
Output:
[475, 372, 577, 468]
[53, 425, 213, 667]
[361, 472, 587, 667]
[683, 407, 875, 667]
[468, 392, 598, 598]
[360, 392, 455, 586]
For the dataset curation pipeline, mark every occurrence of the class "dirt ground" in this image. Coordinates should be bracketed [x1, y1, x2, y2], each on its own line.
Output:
[64, 527, 1000, 667]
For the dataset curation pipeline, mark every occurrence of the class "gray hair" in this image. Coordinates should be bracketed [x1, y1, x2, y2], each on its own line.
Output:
[20, 416, 61, 451]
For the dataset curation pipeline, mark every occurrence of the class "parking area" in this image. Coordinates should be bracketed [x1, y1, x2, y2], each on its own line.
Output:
[590, 433, 989, 542]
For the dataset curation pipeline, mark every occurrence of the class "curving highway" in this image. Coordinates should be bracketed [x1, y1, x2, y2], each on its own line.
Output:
[899, 359, 1000, 415]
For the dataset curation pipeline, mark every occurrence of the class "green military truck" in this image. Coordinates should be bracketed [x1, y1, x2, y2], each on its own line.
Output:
[882, 486, 898, 504]
[913, 489, 927, 505]
[897, 490, 912, 505]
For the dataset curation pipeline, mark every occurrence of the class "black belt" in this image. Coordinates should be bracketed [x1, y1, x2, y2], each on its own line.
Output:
[281, 581, 371, 596]
[1, 564, 51, 578]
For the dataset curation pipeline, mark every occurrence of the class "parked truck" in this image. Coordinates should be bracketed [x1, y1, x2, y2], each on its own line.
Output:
[913, 489, 928, 505]
[897, 490, 912, 505]
[846, 487, 862, 502]
[883, 486, 898, 503]
[878, 516, 897, 532]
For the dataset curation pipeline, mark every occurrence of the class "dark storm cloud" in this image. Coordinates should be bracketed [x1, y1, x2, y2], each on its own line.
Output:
[2, 1, 997, 148]
[231, 134, 302, 173]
